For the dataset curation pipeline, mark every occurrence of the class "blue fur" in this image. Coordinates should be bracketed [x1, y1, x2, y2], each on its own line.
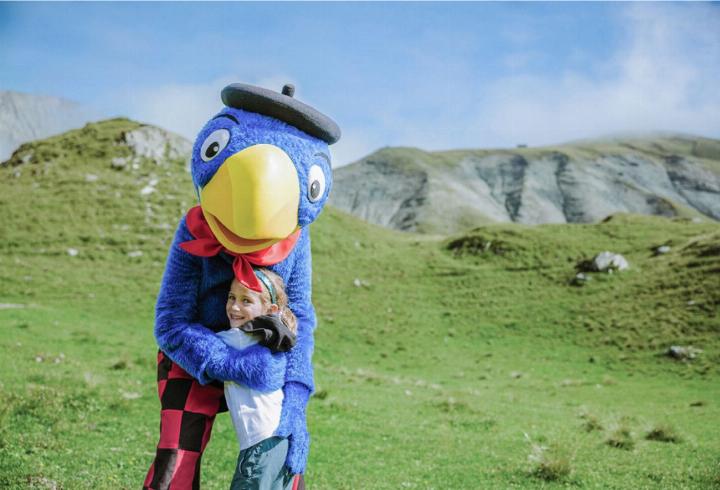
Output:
[155, 109, 332, 473]
[274, 381, 311, 475]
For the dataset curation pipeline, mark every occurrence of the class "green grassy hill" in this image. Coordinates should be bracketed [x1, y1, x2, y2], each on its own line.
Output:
[1, 120, 719, 488]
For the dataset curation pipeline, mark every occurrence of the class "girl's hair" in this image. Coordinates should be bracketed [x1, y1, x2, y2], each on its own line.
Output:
[255, 268, 297, 334]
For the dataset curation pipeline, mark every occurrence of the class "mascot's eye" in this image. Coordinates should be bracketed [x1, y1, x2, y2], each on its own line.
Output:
[307, 165, 326, 203]
[200, 129, 230, 162]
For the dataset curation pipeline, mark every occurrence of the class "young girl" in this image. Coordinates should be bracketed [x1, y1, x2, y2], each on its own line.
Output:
[218, 267, 299, 490]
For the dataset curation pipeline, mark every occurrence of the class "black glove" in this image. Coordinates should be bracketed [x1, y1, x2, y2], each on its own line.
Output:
[239, 315, 296, 353]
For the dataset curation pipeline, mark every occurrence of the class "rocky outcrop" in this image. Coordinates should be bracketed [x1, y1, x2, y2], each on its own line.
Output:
[664, 155, 720, 219]
[329, 148, 430, 232]
[120, 126, 192, 163]
[330, 136, 720, 234]
[110, 125, 192, 171]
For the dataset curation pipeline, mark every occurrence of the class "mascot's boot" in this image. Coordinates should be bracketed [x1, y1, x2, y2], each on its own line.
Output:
[143, 351, 225, 490]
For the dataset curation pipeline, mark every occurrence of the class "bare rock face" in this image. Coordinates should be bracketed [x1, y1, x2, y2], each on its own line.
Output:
[99, 124, 192, 173]
[664, 155, 720, 219]
[329, 148, 430, 232]
[120, 126, 192, 164]
[458, 154, 535, 223]
[331, 136, 720, 234]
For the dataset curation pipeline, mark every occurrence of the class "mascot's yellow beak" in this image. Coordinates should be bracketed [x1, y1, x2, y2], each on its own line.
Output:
[200, 144, 300, 253]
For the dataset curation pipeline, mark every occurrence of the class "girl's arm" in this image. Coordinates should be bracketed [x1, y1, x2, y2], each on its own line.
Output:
[154, 217, 286, 392]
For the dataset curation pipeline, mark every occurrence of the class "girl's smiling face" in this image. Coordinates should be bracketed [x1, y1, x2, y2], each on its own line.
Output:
[226, 279, 277, 327]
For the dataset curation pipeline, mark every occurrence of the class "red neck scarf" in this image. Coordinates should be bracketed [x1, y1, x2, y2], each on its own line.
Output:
[179, 206, 300, 292]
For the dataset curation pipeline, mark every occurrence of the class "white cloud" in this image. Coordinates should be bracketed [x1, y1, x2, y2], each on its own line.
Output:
[343, 3, 720, 154]
[462, 3, 720, 148]
[330, 128, 385, 168]
[123, 76, 235, 142]
[122, 74, 297, 143]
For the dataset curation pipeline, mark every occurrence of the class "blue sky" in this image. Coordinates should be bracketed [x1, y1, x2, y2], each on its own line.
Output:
[1, 2, 719, 165]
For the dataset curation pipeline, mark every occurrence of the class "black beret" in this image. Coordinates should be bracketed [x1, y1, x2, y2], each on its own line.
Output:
[221, 83, 341, 145]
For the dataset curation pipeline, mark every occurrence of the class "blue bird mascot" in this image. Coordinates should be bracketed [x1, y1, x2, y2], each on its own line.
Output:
[143, 83, 340, 490]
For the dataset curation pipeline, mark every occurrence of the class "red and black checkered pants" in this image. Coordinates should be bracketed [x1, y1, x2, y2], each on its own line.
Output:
[143, 352, 305, 490]
[143, 351, 226, 490]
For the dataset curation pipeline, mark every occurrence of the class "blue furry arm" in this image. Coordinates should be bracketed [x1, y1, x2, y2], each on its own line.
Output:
[275, 381, 311, 474]
[275, 228, 315, 474]
[155, 218, 285, 391]
[283, 229, 316, 392]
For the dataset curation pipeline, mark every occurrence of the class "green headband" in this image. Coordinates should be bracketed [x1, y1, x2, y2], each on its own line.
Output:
[254, 268, 277, 305]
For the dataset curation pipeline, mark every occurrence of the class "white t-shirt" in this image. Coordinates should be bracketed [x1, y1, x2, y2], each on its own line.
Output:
[216, 328, 284, 450]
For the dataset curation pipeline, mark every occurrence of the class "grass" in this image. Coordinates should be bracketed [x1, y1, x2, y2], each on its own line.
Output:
[1, 120, 719, 488]
[525, 434, 575, 482]
[579, 412, 604, 433]
[605, 423, 636, 451]
[645, 424, 683, 444]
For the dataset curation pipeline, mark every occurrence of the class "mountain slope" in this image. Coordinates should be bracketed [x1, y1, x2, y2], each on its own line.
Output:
[1, 118, 193, 261]
[0, 90, 101, 161]
[330, 136, 720, 234]
[0, 120, 718, 488]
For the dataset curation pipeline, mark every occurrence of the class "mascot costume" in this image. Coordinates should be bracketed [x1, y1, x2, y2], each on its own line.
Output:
[143, 83, 340, 489]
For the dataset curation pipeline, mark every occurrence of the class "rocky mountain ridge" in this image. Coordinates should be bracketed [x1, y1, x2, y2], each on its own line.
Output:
[5, 114, 718, 238]
[329, 136, 720, 234]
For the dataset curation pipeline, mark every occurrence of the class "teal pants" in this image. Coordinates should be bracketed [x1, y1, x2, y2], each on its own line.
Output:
[230, 437, 294, 490]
